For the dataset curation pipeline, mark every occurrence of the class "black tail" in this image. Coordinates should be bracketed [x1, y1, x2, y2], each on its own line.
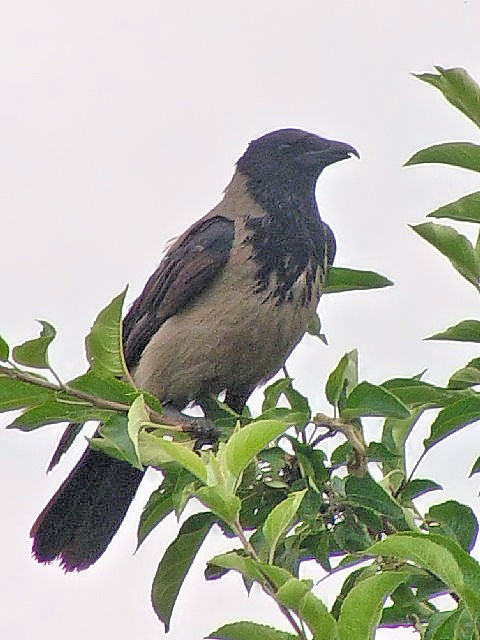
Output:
[31, 447, 143, 571]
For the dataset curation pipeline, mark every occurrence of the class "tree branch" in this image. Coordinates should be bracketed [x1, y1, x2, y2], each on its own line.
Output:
[0, 364, 190, 432]
[312, 412, 367, 476]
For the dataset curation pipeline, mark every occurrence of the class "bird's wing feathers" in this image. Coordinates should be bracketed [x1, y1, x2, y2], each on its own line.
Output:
[322, 221, 336, 268]
[123, 215, 235, 368]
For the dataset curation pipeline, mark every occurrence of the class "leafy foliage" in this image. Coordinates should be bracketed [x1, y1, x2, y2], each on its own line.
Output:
[151, 512, 216, 632]
[4, 64, 480, 639]
[85, 287, 130, 377]
[323, 266, 393, 294]
[11, 320, 57, 369]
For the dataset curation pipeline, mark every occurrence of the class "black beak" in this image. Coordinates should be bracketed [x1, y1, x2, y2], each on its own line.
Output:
[296, 139, 360, 169]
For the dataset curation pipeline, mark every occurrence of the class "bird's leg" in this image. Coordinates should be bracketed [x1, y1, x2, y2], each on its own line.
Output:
[224, 387, 254, 415]
[161, 403, 219, 445]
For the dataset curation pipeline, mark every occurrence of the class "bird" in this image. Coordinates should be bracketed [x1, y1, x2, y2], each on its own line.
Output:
[30, 128, 359, 571]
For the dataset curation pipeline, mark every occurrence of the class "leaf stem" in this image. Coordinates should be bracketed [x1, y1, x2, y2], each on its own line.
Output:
[232, 519, 307, 640]
[315, 554, 369, 586]
[406, 449, 427, 485]
[48, 365, 63, 387]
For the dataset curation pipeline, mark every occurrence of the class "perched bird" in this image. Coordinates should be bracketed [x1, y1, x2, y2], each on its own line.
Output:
[31, 128, 358, 571]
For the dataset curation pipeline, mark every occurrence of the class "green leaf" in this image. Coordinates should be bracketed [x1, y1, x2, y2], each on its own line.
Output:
[427, 501, 478, 551]
[426, 609, 464, 640]
[257, 407, 299, 425]
[224, 419, 289, 481]
[337, 571, 409, 640]
[137, 432, 174, 466]
[67, 370, 139, 404]
[138, 436, 207, 483]
[405, 142, 480, 173]
[411, 222, 480, 289]
[400, 479, 442, 501]
[381, 377, 458, 407]
[207, 621, 297, 640]
[127, 394, 148, 468]
[429, 533, 480, 616]
[260, 563, 299, 590]
[47, 422, 84, 472]
[261, 378, 310, 418]
[0, 376, 54, 411]
[353, 506, 384, 534]
[331, 567, 367, 620]
[323, 266, 393, 294]
[297, 489, 327, 528]
[367, 441, 400, 465]
[7, 400, 111, 431]
[85, 287, 129, 377]
[381, 408, 425, 458]
[330, 441, 353, 466]
[258, 446, 289, 481]
[208, 551, 267, 585]
[263, 490, 306, 563]
[381, 582, 436, 629]
[0, 335, 9, 361]
[276, 578, 338, 640]
[11, 320, 56, 369]
[414, 572, 447, 602]
[306, 312, 328, 344]
[345, 475, 405, 522]
[368, 533, 480, 621]
[453, 608, 476, 640]
[341, 381, 410, 419]
[333, 510, 373, 552]
[469, 455, 480, 477]
[170, 469, 198, 519]
[89, 413, 142, 469]
[195, 485, 241, 525]
[449, 357, 480, 389]
[325, 349, 358, 409]
[151, 512, 215, 632]
[427, 320, 480, 343]
[431, 608, 476, 640]
[428, 191, 480, 223]
[137, 484, 174, 549]
[137, 467, 193, 548]
[289, 439, 328, 491]
[424, 396, 480, 451]
[416, 66, 480, 130]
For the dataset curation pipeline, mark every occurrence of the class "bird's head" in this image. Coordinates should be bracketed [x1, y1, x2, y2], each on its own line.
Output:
[237, 128, 359, 190]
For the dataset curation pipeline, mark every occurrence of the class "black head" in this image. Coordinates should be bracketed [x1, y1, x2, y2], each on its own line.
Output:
[237, 130, 356, 304]
[237, 128, 359, 190]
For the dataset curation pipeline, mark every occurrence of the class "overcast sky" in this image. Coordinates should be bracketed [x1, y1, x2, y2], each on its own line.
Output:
[2, 2, 480, 639]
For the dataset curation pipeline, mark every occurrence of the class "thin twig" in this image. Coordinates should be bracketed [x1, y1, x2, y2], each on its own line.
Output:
[0, 364, 185, 430]
[309, 428, 337, 448]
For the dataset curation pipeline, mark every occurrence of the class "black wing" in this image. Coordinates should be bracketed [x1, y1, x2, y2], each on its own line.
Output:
[122, 215, 235, 369]
[322, 221, 336, 267]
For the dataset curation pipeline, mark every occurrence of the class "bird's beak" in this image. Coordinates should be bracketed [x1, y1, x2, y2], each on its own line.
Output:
[325, 139, 360, 160]
[296, 140, 360, 168]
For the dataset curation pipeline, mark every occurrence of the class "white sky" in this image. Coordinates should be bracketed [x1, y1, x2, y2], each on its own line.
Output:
[2, 2, 480, 639]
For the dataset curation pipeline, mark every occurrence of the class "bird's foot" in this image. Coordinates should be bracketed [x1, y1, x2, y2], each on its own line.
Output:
[161, 404, 219, 446]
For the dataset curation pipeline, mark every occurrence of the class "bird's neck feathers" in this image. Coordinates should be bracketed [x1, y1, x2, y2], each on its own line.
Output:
[242, 168, 320, 224]
[219, 169, 332, 307]
[220, 169, 320, 223]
